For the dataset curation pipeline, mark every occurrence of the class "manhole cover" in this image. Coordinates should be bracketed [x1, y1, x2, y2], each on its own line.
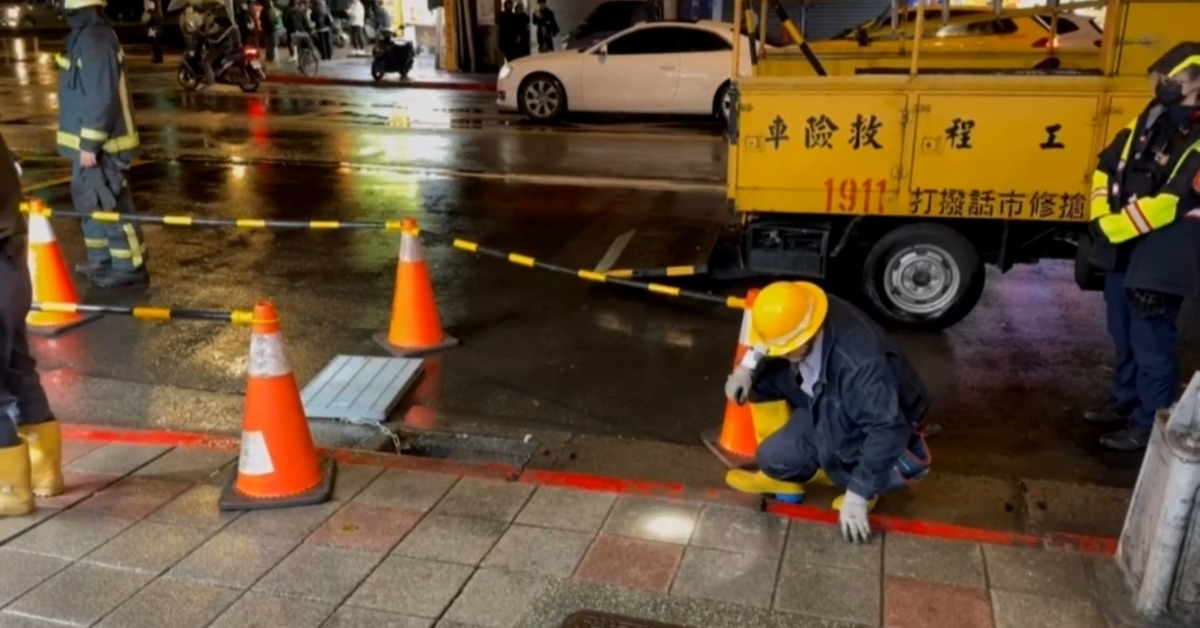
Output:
[560, 611, 693, 628]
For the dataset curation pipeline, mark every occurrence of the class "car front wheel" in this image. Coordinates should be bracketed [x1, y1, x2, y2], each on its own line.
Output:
[518, 74, 566, 122]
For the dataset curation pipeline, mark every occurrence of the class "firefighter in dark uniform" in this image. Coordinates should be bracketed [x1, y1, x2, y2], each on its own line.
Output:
[0, 133, 65, 517]
[56, 0, 149, 288]
[1084, 43, 1200, 451]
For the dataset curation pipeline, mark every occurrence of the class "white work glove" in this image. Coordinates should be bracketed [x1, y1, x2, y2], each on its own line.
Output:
[838, 491, 872, 544]
[724, 366, 753, 404]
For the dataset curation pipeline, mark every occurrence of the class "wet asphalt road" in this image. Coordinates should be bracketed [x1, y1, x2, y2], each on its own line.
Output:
[5, 45, 1199, 535]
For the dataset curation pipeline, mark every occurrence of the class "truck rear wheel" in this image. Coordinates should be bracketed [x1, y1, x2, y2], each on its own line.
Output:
[861, 224, 984, 331]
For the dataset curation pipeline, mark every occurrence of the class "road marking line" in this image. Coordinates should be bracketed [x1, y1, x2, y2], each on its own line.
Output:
[594, 230, 635, 273]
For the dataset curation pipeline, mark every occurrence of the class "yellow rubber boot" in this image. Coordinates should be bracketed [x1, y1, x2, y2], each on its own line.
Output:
[726, 469, 805, 503]
[833, 493, 879, 513]
[18, 421, 63, 498]
[0, 439, 34, 517]
[750, 401, 790, 444]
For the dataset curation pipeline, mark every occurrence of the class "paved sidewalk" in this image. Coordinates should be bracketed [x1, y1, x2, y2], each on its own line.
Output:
[0, 437, 1136, 628]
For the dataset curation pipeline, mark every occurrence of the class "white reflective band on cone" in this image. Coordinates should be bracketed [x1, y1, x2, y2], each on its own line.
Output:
[238, 431, 275, 475]
[399, 233, 424, 262]
[26, 214, 56, 244]
[248, 333, 291, 377]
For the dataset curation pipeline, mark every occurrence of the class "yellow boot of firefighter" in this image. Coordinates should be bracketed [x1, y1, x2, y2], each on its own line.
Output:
[0, 439, 34, 517]
[725, 469, 805, 503]
[750, 401, 789, 444]
[18, 421, 63, 498]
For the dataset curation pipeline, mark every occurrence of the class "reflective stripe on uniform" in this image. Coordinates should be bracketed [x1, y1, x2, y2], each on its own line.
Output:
[54, 53, 70, 70]
[1095, 118, 1200, 243]
[57, 131, 139, 154]
[80, 128, 108, 142]
[122, 224, 146, 268]
[1089, 171, 1109, 220]
[84, 237, 107, 249]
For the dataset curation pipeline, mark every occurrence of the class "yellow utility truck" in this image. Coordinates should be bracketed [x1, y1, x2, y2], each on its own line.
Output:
[723, 0, 1188, 330]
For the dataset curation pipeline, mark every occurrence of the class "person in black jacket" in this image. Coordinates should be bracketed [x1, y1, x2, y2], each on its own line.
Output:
[532, 0, 557, 53]
[311, 0, 333, 60]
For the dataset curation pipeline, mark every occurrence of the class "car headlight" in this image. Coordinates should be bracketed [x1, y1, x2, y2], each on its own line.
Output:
[4, 7, 20, 19]
[498, 64, 512, 80]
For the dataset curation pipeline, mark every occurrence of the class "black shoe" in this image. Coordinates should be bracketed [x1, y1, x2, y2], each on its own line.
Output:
[1083, 399, 1135, 425]
[1099, 424, 1152, 451]
[89, 268, 149, 289]
[74, 260, 111, 276]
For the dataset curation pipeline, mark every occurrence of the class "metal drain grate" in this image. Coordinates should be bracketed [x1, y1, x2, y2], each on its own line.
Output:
[560, 611, 693, 628]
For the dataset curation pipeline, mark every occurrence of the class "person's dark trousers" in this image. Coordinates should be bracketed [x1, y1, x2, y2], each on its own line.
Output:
[0, 237, 53, 449]
[1105, 272, 1181, 429]
[317, 30, 332, 59]
[150, 31, 164, 63]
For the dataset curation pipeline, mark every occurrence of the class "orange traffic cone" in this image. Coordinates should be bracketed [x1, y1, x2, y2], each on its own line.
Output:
[219, 301, 336, 511]
[701, 289, 761, 469]
[373, 218, 459, 357]
[25, 200, 100, 336]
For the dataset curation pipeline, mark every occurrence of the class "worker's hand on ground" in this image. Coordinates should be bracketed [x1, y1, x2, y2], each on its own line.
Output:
[838, 491, 871, 544]
[79, 151, 98, 168]
[724, 365, 753, 404]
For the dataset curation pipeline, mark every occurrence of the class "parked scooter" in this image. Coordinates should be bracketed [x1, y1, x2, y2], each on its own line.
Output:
[370, 29, 414, 81]
[179, 44, 265, 92]
[332, 16, 349, 48]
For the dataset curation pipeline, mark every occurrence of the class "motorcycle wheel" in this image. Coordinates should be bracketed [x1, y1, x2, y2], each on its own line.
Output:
[178, 64, 199, 91]
[239, 71, 262, 93]
[371, 57, 386, 82]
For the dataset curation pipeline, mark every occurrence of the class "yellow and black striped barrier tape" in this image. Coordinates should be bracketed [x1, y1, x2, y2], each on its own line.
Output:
[603, 265, 707, 280]
[32, 302, 256, 325]
[22, 206, 406, 232]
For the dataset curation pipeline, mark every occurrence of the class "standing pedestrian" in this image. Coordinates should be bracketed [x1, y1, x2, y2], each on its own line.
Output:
[258, 0, 278, 62]
[143, 0, 164, 63]
[0, 132, 64, 518]
[56, 0, 149, 288]
[532, 0, 557, 53]
[347, 0, 365, 54]
[513, 1, 530, 58]
[311, 0, 333, 60]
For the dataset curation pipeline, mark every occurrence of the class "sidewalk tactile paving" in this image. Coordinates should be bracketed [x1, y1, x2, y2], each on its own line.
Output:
[884, 535, 987, 588]
[775, 562, 881, 625]
[253, 543, 383, 604]
[983, 545, 1093, 600]
[207, 592, 334, 628]
[444, 568, 555, 628]
[990, 590, 1107, 628]
[689, 505, 788, 558]
[306, 503, 423, 554]
[5, 561, 151, 626]
[884, 575, 993, 628]
[131, 447, 237, 483]
[670, 546, 778, 609]
[146, 483, 239, 531]
[0, 550, 69, 607]
[95, 576, 240, 628]
[783, 521, 881, 572]
[4, 510, 134, 560]
[223, 499, 342, 541]
[75, 477, 191, 520]
[168, 530, 298, 589]
[0, 509, 57, 545]
[515, 487, 616, 533]
[66, 444, 170, 476]
[38, 471, 120, 509]
[482, 525, 592, 578]
[331, 464, 386, 501]
[392, 514, 508, 566]
[83, 520, 211, 574]
[600, 497, 702, 545]
[574, 535, 683, 593]
[432, 478, 535, 523]
[324, 606, 433, 628]
[345, 555, 474, 618]
[354, 469, 458, 512]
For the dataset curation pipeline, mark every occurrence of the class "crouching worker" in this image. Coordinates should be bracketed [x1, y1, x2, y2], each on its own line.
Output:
[723, 281, 932, 544]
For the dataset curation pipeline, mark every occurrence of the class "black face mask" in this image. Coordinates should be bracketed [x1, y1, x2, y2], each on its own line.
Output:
[1156, 79, 1185, 106]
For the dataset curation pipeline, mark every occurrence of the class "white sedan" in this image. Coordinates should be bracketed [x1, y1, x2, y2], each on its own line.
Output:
[496, 21, 754, 122]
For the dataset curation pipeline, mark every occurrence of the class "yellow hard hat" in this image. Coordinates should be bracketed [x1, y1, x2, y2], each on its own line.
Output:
[748, 281, 829, 357]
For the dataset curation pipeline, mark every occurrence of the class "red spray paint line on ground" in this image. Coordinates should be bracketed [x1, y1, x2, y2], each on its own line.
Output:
[61, 423, 1119, 556]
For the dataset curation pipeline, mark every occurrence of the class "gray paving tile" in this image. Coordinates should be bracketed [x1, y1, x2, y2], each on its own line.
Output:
[884, 534, 986, 587]
[168, 530, 298, 589]
[984, 545, 1092, 599]
[6, 562, 151, 626]
[0, 508, 57, 544]
[775, 562, 881, 625]
[345, 555, 474, 618]
[392, 514, 508, 566]
[132, 447, 238, 483]
[84, 520, 211, 574]
[482, 524, 592, 578]
[992, 589, 1107, 628]
[4, 510, 134, 560]
[783, 520, 881, 573]
[331, 464, 387, 501]
[254, 543, 382, 603]
[208, 592, 334, 628]
[600, 496, 702, 545]
[324, 606, 433, 628]
[74, 476, 192, 520]
[66, 444, 170, 476]
[690, 505, 788, 558]
[96, 577, 240, 628]
[0, 613, 65, 628]
[0, 550, 69, 607]
[515, 487, 615, 533]
[432, 478, 534, 522]
[443, 568, 554, 628]
[670, 546, 778, 609]
[224, 499, 342, 541]
[354, 469, 458, 512]
[146, 483, 240, 532]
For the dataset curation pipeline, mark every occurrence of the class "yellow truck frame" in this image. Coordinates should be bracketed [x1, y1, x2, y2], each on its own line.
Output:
[723, 0, 1192, 330]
